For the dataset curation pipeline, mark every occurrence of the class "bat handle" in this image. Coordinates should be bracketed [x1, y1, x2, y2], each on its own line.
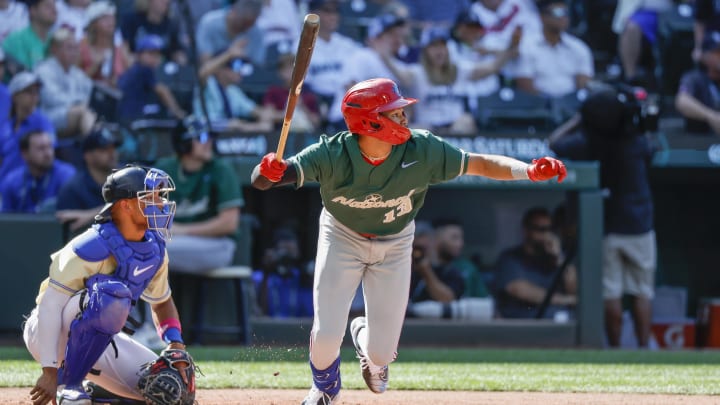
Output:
[276, 120, 292, 161]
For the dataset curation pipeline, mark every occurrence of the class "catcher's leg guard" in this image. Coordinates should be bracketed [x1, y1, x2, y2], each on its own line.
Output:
[59, 279, 132, 388]
[310, 356, 341, 396]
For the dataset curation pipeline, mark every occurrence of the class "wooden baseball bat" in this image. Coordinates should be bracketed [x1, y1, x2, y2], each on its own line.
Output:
[275, 13, 320, 161]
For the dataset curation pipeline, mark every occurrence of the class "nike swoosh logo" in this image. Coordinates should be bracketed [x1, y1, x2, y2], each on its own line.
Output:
[401, 161, 418, 169]
[133, 265, 154, 277]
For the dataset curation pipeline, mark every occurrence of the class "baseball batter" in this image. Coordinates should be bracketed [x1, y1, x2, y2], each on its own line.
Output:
[251, 78, 567, 405]
[23, 165, 194, 405]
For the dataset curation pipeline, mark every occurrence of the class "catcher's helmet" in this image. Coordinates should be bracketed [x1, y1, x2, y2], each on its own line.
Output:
[95, 165, 176, 238]
[341, 78, 416, 145]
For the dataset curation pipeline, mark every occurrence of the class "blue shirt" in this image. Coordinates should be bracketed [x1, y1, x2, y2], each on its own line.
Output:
[0, 160, 76, 213]
[117, 62, 159, 123]
[0, 110, 55, 179]
[550, 130, 655, 234]
[56, 166, 104, 210]
[195, 8, 266, 66]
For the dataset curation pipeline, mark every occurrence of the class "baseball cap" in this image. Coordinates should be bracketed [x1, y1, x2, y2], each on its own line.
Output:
[135, 34, 165, 52]
[82, 128, 123, 152]
[454, 11, 484, 28]
[419, 26, 450, 48]
[702, 31, 720, 52]
[308, 0, 339, 12]
[367, 13, 406, 39]
[8, 71, 42, 95]
[85, 1, 116, 28]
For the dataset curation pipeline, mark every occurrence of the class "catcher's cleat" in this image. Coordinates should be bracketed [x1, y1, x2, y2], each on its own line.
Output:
[83, 381, 146, 404]
[350, 316, 389, 394]
[58, 384, 92, 405]
[301, 385, 339, 405]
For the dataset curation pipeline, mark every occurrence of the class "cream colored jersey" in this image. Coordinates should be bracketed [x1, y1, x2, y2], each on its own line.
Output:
[34, 239, 171, 306]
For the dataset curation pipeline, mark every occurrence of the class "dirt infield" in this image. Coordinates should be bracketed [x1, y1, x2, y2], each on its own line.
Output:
[2, 388, 718, 404]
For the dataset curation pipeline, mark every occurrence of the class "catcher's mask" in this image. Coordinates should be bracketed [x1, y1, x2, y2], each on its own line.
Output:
[341, 78, 417, 145]
[95, 165, 176, 240]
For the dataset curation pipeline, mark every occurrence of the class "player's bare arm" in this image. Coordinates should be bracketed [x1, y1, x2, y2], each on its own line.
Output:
[467, 154, 567, 182]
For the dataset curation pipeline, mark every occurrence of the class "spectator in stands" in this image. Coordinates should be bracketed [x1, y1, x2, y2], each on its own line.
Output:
[195, 0, 265, 67]
[399, 0, 470, 30]
[0, 71, 54, 179]
[116, 34, 186, 123]
[675, 30, 720, 135]
[263, 52, 321, 133]
[254, 225, 314, 317]
[54, 0, 90, 41]
[514, 0, 593, 98]
[304, 0, 362, 119]
[0, 49, 9, 117]
[433, 218, 490, 299]
[693, 0, 720, 62]
[336, 0, 403, 41]
[470, 0, 541, 53]
[384, 26, 518, 133]
[325, 12, 410, 129]
[120, 0, 186, 64]
[409, 220, 466, 304]
[255, 0, 300, 48]
[448, 10, 521, 115]
[493, 206, 577, 319]
[55, 126, 121, 232]
[0, 0, 28, 46]
[155, 116, 244, 274]
[194, 43, 274, 132]
[0, 130, 75, 213]
[79, 1, 131, 87]
[35, 27, 95, 139]
[549, 86, 656, 347]
[614, 0, 672, 87]
[2, 0, 57, 70]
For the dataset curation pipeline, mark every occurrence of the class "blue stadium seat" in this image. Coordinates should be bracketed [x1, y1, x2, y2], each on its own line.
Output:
[475, 88, 555, 133]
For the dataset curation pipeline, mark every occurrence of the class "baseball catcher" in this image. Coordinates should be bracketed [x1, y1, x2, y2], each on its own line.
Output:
[23, 165, 197, 405]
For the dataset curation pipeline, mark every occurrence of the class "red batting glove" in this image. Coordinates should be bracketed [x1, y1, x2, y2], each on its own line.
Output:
[527, 157, 567, 183]
[259, 153, 287, 182]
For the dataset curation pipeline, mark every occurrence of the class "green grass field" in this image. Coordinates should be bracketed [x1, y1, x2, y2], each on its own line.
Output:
[2, 346, 719, 394]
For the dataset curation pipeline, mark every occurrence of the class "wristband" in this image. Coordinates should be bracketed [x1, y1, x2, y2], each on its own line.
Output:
[158, 318, 184, 344]
[510, 162, 530, 180]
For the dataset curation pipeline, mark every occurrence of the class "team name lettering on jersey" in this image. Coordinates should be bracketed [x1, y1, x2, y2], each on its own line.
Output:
[332, 189, 416, 223]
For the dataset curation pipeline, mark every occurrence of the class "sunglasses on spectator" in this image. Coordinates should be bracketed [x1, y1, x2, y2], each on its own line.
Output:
[544, 6, 568, 18]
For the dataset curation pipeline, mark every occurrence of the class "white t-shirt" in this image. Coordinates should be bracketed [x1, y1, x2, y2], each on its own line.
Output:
[514, 32, 594, 97]
[446, 38, 502, 99]
[471, 0, 541, 51]
[408, 63, 475, 128]
[256, 0, 301, 47]
[305, 33, 362, 97]
[0, 0, 28, 45]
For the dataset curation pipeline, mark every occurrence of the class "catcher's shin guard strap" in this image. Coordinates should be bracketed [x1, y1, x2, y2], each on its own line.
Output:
[310, 356, 341, 396]
[59, 279, 132, 386]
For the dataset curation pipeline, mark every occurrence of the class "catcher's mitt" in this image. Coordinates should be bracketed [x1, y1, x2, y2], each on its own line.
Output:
[137, 348, 197, 405]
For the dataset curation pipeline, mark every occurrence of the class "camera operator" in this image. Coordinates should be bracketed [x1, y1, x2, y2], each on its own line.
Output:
[548, 85, 657, 347]
[255, 226, 314, 317]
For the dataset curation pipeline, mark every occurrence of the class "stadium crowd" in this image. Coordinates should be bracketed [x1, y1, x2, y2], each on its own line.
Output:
[0, 0, 710, 341]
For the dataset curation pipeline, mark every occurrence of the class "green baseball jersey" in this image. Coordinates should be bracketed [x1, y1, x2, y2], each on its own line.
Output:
[155, 157, 244, 223]
[290, 130, 469, 235]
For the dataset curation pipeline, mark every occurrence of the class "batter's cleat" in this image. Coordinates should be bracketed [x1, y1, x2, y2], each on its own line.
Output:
[350, 316, 389, 394]
[301, 385, 339, 405]
[58, 384, 92, 405]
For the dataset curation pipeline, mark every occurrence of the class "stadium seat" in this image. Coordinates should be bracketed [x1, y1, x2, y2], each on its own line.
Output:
[656, 4, 695, 98]
[475, 88, 555, 133]
[155, 61, 197, 113]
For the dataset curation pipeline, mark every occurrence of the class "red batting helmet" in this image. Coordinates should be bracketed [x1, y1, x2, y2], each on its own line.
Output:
[341, 78, 417, 144]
